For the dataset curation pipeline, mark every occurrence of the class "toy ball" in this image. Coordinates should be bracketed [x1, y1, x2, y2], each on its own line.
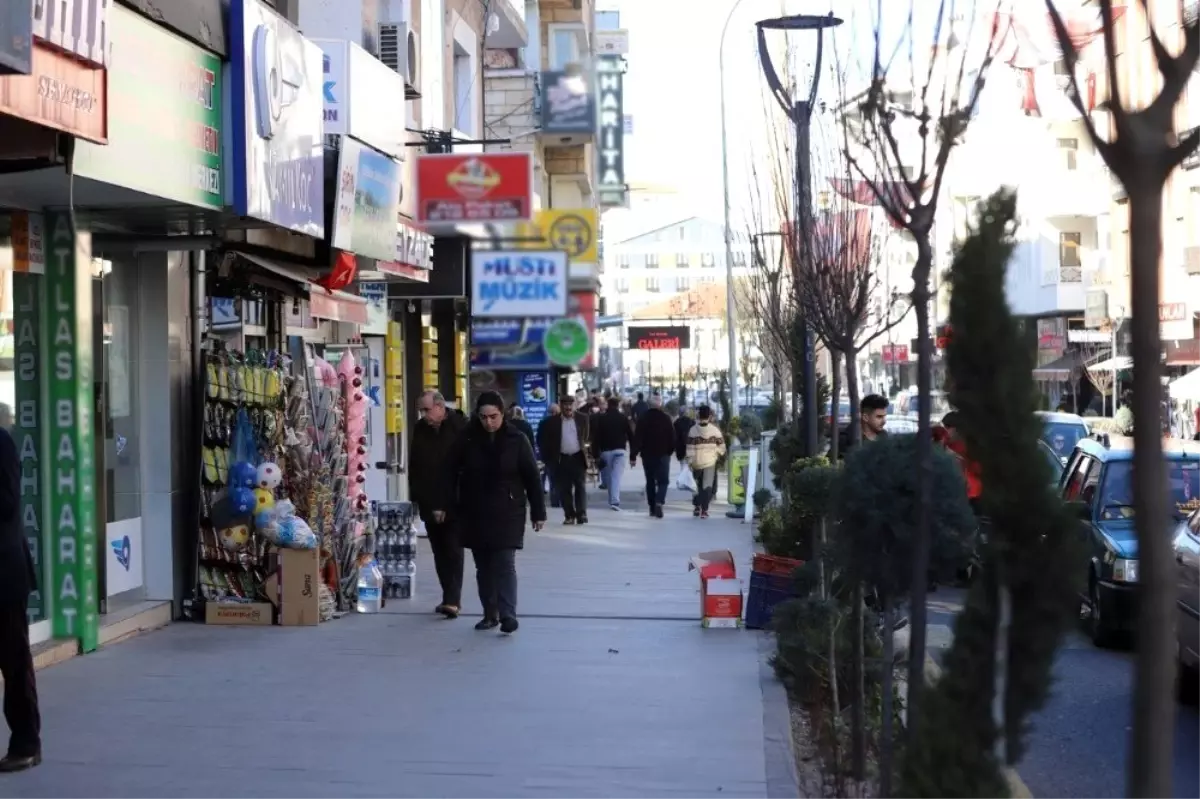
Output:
[227, 486, 256, 516]
[229, 461, 257, 489]
[256, 461, 282, 490]
[219, 524, 250, 552]
[253, 488, 275, 514]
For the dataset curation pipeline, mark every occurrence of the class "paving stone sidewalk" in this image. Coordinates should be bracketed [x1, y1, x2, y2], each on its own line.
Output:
[6, 467, 792, 798]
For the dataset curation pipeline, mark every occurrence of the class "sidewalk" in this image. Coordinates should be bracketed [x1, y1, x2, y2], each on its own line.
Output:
[8, 469, 793, 798]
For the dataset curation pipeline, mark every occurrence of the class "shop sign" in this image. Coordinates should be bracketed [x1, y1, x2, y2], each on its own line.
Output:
[358, 281, 388, 335]
[314, 39, 406, 158]
[515, 208, 598, 263]
[470, 292, 595, 370]
[540, 70, 595, 135]
[881, 343, 909, 364]
[45, 212, 99, 653]
[73, 5, 222, 209]
[415, 152, 533, 224]
[1084, 288, 1109, 329]
[13, 261, 43, 623]
[628, 325, 690, 350]
[331, 138, 402, 261]
[11, 211, 44, 273]
[471, 249, 567, 318]
[229, 0, 324, 236]
[0, 0, 32, 75]
[33, 0, 108, 67]
[543, 318, 591, 366]
[1036, 317, 1066, 352]
[595, 56, 627, 208]
[309, 289, 369, 325]
[0, 42, 107, 143]
[594, 29, 629, 56]
[519, 372, 550, 457]
[1160, 301, 1193, 340]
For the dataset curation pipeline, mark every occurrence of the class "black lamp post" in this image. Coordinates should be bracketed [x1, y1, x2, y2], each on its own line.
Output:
[756, 12, 842, 456]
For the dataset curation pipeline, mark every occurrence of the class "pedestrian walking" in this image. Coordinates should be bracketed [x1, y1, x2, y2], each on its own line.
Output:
[673, 405, 695, 463]
[685, 405, 727, 519]
[631, 391, 649, 422]
[436, 391, 546, 633]
[592, 396, 634, 510]
[507, 405, 536, 452]
[0, 426, 40, 771]
[409, 390, 467, 619]
[830, 394, 890, 460]
[538, 394, 591, 524]
[632, 394, 676, 518]
[537, 404, 561, 508]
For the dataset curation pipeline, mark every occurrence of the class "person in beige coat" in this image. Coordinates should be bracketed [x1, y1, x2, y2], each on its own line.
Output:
[685, 405, 727, 518]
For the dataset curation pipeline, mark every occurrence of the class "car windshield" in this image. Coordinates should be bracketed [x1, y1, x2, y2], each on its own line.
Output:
[1042, 422, 1088, 457]
[1099, 459, 1200, 520]
[1038, 440, 1064, 478]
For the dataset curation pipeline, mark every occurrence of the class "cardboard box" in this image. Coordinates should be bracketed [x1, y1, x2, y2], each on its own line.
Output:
[206, 601, 273, 626]
[278, 547, 321, 626]
[689, 550, 744, 628]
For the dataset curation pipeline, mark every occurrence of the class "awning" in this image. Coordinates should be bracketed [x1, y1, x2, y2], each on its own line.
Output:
[1087, 355, 1133, 372]
[1169, 368, 1200, 401]
[1032, 351, 1085, 381]
[230, 250, 321, 287]
[228, 251, 367, 325]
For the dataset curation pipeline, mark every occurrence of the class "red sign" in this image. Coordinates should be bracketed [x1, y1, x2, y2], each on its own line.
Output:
[415, 153, 533, 224]
[881, 344, 909, 364]
[628, 325, 690, 350]
[0, 43, 107, 143]
[1160, 302, 1188, 323]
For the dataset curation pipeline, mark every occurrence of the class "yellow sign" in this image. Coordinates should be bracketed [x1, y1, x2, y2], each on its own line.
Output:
[516, 208, 598, 263]
[384, 322, 405, 435]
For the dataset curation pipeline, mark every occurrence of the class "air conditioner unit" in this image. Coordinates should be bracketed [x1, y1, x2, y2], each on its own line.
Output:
[378, 22, 421, 99]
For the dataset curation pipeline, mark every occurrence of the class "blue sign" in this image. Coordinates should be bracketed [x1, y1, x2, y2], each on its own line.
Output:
[470, 250, 569, 318]
[469, 319, 559, 370]
[0, 0, 32, 75]
[229, 0, 325, 236]
[518, 372, 551, 458]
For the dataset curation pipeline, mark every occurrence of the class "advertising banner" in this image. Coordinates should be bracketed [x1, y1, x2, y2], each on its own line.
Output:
[628, 325, 690, 349]
[881, 343, 909, 364]
[514, 208, 598, 263]
[471, 249, 568, 318]
[471, 291, 596, 370]
[74, 4, 222, 208]
[45, 212, 99, 653]
[0, 43, 107, 142]
[540, 70, 595, 134]
[415, 152, 533, 224]
[728, 449, 751, 506]
[13, 268, 43, 623]
[359, 281, 389, 335]
[331, 138, 403, 261]
[518, 372, 551, 457]
[595, 56, 627, 208]
[0, 0, 32, 75]
[315, 39, 407, 158]
[229, 0, 324, 236]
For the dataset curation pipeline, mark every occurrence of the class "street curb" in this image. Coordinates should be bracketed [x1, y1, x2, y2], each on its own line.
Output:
[757, 632, 802, 799]
[923, 656, 1034, 799]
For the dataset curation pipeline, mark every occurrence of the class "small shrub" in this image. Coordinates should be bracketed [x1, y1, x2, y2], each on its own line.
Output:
[737, 410, 763, 444]
[753, 487, 774, 509]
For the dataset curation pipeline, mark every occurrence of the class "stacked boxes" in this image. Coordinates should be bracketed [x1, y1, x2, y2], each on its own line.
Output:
[689, 550, 744, 628]
[373, 501, 417, 599]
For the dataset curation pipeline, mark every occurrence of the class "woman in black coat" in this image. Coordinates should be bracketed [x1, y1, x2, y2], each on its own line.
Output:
[435, 391, 546, 633]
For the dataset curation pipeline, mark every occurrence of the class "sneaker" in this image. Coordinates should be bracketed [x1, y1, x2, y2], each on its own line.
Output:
[610, 503, 621, 511]
[700, 510, 710, 519]
[563, 517, 577, 525]
[693, 507, 701, 517]
[499, 616, 519, 634]
[435, 603, 460, 619]
[654, 505, 664, 519]
[474, 617, 500, 631]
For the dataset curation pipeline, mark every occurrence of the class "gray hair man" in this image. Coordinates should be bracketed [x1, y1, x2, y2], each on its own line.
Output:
[409, 389, 466, 618]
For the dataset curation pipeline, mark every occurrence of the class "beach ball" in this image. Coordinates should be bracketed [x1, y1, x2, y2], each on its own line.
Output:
[219, 524, 250, 552]
[229, 461, 257, 489]
[256, 461, 283, 490]
[227, 486, 256, 516]
[253, 488, 275, 515]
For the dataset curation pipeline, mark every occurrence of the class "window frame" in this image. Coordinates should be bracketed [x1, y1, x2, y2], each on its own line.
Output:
[646, 276, 660, 293]
[547, 23, 588, 71]
[645, 253, 659, 268]
[674, 252, 689, 267]
[618, 253, 630, 269]
[1058, 231, 1083, 268]
[701, 252, 715, 267]
[1057, 137, 1079, 171]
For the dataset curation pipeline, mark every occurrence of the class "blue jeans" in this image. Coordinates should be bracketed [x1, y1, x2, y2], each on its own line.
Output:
[600, 450, 626, 506]
[642, 455, 670, 507]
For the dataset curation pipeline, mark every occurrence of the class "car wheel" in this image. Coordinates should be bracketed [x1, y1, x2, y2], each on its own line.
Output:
[1089, 578, 1116, 648]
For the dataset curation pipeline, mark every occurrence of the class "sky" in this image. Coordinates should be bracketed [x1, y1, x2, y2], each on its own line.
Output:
[602, 0, 981, 239]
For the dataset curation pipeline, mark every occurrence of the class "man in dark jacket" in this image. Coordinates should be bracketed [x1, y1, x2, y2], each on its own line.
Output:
[830, 393, 889, 460]
[0, 427, 40, 771]
[632, 394, 676, 518]
[538, 395, 591, 524]
[507, 406, 536, 451]
[536, 403, 561, 508]
[409, 390, 467, 618]
[592, 396, 634, 510]
[631, 391, 649, 422]
[673, 406, 695, 462]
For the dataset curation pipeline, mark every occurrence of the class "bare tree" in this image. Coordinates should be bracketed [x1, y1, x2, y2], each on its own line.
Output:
[1047, 1, 1195, 794]
[839, 0, 1001, 736]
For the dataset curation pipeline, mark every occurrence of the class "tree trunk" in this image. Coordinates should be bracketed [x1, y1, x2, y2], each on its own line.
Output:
[846, 344, 862, 447]
[828, 350, 842, 459]
[880, 593, 896, 799]
[905, 234, 935, 742]
[850, 582, 867, 782]
[1125, 184, 1175, 799]
[992, 555, 1011, 766]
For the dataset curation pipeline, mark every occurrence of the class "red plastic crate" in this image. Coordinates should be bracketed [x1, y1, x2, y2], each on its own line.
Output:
[752, 553, 804, 578]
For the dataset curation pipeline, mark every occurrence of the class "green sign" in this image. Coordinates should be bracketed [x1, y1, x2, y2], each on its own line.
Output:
[728, 449, 751, 506]
[543, 318, 591, 366]
[46, 212, 98, 653]
[72, 5, 222, 209]
[13, 271, 43, 624]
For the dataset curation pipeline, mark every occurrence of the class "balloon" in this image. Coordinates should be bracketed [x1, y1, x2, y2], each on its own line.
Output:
[229, 461, 257, 489]
[256, 461, 283, 489]
[253, 488, 275, 514]
[227, 486, 256, 516]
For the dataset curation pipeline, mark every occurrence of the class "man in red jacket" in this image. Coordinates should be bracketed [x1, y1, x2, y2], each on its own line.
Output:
[941, 412, 983, 515]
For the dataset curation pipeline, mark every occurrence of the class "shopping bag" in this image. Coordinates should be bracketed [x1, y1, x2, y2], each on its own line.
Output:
[676, 468, 698, 493]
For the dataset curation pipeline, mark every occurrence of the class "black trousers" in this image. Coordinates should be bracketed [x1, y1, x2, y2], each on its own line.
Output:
[0, 602, 39, 757]
[556, 453, 588, 520]
[426, 519, 464, 607]
[643, 455, 670, 507]
[473, 547, 518, 620]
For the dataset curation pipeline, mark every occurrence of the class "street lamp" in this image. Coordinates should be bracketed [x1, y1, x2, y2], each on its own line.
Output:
[755, 12, 842, 457]
[720, 0, 750, 418]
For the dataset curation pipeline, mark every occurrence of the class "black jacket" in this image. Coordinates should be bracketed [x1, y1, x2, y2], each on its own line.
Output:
[443, 420, 546, 550]
[830, 424, 887, 460]
[591, 408, 633, 457]
[674, 415, 695, 461]
[0, 428, 35, 608]
[409, 412, 466, 521]
[538, 412, 590, 461]
[632, 400, 649, 420]
[510, 417, 536, 451]
[632, 407, 676, 460]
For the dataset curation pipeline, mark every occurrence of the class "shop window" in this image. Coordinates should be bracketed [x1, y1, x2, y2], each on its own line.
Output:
[99, 257, 141, 525]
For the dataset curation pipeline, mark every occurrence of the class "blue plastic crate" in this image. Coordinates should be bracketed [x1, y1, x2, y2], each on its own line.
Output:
[745, 570, 794, 630]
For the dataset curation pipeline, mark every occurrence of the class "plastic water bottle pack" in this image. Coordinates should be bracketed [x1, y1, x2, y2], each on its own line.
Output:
[372, 502, 416, 599]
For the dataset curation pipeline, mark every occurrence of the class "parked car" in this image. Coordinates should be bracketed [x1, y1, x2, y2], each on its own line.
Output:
[1174, 508, 1200, 703]
[1059, 434, 1200, 647]
[1036, 410, 1091, 466]
[1038, 438, 1066, 485]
